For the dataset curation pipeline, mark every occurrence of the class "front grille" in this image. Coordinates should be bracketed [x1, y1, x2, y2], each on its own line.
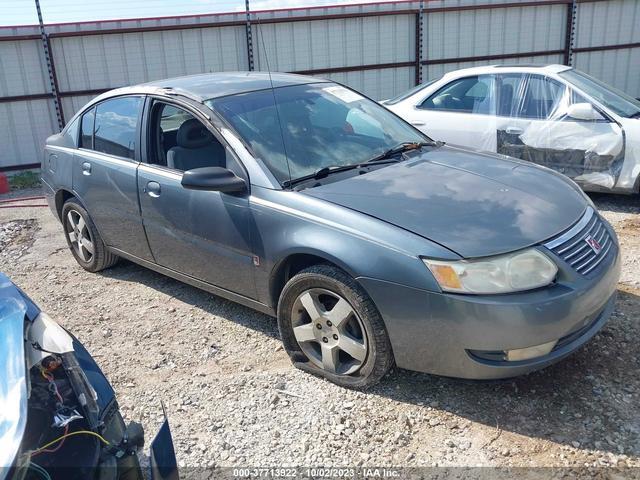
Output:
[544, 207, 613, 275]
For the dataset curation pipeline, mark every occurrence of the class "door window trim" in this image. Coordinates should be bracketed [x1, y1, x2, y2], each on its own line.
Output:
[141, 96, 251, 188]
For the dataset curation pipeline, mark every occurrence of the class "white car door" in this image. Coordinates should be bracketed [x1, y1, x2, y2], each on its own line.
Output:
[394, 75, 499, 152]
[494, 73, 624, 190]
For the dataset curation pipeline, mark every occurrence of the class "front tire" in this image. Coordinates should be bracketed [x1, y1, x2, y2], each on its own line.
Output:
[61, 199, 118, 272]
[277, 264, 394, 389]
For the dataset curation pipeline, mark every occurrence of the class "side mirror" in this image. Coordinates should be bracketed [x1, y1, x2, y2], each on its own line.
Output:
[566, 102, 604, 121]
[181, 167, 246, 193]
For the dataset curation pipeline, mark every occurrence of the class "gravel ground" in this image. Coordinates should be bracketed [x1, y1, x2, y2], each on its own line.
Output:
[1, 188, 639, 475]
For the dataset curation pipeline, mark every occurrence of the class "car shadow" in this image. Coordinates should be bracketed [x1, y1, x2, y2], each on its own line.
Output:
[590, 192, 639, 213]
[97, 259, 280, 340]
[99, 260, 638, 458]
[370, 287, 640, 458]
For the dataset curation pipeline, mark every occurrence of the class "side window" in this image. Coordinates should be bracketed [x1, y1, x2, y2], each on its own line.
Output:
[306, 93, 385, 139]
[93, 97, 142, 159]
[345, 109, 386, 140]
[420, 75, 495, 114]
[150, 101, 228, 173]
[496, 74, 525, 117]
[517, 75, 566, 120]
[80, 107, 95, 149]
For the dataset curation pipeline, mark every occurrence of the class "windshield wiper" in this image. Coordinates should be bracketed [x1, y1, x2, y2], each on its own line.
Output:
[630, 111, 640, 119]
[363, 141, 433, 164]
[283, 159, 399, 188]
[283, 141, 435, 189]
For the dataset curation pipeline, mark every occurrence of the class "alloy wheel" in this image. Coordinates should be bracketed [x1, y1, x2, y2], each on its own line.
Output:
[66, 210, 95, 262]
[291, 288, 368, 375]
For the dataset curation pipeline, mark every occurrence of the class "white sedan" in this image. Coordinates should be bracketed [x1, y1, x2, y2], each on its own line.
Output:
[383, 65, 640, 194]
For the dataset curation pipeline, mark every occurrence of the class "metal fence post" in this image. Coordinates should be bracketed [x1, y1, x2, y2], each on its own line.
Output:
[564, 0, 577, 66]
[245, 0, 255, 71]
[35, 0, 65, 129]
[415, 0, 424, 85]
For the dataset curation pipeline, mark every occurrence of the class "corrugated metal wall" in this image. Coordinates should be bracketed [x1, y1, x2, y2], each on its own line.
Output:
[51, 26, 249, 93]
[573, 0, 640, 96]
[1, 0, 639, 170]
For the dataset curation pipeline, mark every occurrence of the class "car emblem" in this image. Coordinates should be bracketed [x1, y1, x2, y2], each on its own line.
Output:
[585, 235, 602, 254]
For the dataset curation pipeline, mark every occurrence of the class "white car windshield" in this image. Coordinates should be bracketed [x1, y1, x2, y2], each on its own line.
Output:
[383, 78, 440, 105]
[207, 83, 430, 184]
[560, 69, 640, 119]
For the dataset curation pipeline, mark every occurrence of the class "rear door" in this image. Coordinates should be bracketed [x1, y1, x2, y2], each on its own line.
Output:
[407, 75, 498, 151]
[137, 99, 256, 298]
[72, 96, 153, 261]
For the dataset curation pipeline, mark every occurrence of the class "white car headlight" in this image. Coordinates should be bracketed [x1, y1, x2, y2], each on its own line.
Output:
[422, 249, 557, 294]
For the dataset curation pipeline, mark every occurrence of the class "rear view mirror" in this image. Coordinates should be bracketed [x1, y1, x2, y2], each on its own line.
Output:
[566, 102, 604, 121]
[181, 166, 246, 193]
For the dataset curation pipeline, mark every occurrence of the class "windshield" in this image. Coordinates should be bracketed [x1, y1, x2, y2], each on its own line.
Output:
[559, 69, 640, 118]
[383, 78, 440, 105]
[206, 83, 430, 184]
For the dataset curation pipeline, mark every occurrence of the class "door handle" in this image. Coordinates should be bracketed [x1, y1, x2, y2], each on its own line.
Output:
[81, 161, 91, 175]
[411, 121, 426, 126]
[505, 126, 524, 135]
[145, 181, 161, 198]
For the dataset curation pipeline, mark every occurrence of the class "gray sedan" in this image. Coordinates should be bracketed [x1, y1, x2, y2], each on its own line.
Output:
[41, 72, 620, 388]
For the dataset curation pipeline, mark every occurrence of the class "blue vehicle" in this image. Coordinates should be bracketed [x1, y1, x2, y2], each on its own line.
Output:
[0, 273, 178, 480]
[41, 72, 620, 388]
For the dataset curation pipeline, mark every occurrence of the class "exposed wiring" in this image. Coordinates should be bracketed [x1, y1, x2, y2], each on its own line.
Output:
[40, 367, 64, 404]
[37, 425, 69, 454]
[32, 430, 110, 456]
[34, 365, 72, 454]
[28, 461, 52, 480]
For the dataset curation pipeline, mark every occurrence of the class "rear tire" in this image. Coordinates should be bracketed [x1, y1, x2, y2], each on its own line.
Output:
[277, 264, 394, 389]
[61, 199, 118, 272]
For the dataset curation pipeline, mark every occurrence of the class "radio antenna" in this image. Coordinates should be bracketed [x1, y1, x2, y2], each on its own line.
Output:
[253, 9, 293, 185]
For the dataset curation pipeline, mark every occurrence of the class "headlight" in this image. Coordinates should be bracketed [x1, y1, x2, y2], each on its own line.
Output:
[422, 249, 557, 294]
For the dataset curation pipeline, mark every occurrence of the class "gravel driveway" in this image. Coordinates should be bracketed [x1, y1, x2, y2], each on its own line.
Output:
[1, 188, 639, 474]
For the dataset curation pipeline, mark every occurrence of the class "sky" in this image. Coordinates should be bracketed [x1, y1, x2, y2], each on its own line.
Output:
[2, 0, 385, 27]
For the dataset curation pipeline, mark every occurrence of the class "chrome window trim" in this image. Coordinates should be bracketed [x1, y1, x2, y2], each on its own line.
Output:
[543, 207, 594, 249]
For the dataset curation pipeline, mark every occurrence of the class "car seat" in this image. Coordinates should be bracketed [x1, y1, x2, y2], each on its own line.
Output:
[167, 119, 226, 171]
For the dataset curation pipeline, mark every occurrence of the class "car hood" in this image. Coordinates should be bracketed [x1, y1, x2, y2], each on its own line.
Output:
[0, 274, 31, 476]
[303, 146, 587, 258]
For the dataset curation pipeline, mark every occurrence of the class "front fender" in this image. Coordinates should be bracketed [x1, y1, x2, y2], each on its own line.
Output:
[249, 187, 458, 307]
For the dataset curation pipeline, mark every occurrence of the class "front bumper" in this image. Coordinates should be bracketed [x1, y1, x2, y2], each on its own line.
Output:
[358, 239, 621, 380]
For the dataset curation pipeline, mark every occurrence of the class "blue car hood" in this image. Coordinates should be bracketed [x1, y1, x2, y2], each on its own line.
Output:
[0, 274, 33, 475]
[304, 146, 587, 258]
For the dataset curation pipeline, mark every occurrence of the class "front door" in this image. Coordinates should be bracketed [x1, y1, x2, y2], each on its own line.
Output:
[72, 96, 153, 261]
[495, 73, 624, 189]
[137, 100, 256, 298]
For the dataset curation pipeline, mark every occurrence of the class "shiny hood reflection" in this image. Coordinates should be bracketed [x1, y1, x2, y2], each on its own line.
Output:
[304, 145, 587, 258]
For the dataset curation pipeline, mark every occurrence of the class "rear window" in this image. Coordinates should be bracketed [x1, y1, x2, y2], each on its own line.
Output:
[62, 117, 80, 147]
[93, 97, 142, 159]
[80, 108, 95, 149]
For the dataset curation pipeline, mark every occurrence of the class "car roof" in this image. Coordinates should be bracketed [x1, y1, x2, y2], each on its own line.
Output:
[441, 64, 572, 78]
[91, 71, 324, 106]
[144, 71, 324, 99]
